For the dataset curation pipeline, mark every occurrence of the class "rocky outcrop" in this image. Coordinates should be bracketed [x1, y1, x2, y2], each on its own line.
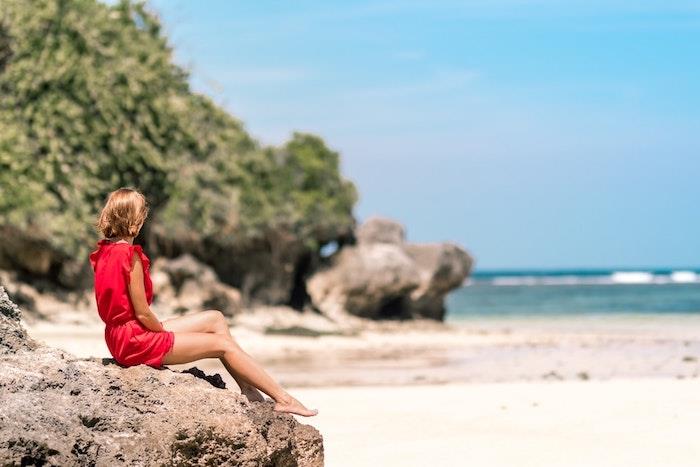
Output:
[151, 254, 242, 316]
[145, 224, 352, 308]
[204, 236, 314, 307]
[403, 243, 473, 320]
[307, 217, 472, 321]
[0, 287, 323, 466]
[0, 268, 95, 323]
[0, 225, 91, 289]
[306, 242, 421, 320]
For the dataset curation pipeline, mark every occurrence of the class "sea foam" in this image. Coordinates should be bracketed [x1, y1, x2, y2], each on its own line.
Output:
[470, 270, 700, 287]
[610, 272, 655, 284]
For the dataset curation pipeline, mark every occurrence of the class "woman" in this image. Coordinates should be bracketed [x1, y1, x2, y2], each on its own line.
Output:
[89, 187, 317, 417]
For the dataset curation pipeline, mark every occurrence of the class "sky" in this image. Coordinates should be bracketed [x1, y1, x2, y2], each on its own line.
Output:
[141, 0, 700, 270]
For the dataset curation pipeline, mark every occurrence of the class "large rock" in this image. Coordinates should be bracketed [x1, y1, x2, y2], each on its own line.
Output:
[307, 243, 421, 320]
[0, 225, 91, 289]
[0, 287, 323, 466]
[147, 229, 324, 308]
[307, 217, 472, 321]
[151, 254, 242, 316]
[404, 243, 474, 320]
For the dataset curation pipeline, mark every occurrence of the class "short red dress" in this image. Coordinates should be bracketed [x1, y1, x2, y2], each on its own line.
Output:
[89, 239, 174, 368]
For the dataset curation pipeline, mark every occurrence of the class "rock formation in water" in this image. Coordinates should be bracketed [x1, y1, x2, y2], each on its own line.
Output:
[307, 217, 473, 321]
[0, 287, 324, 466]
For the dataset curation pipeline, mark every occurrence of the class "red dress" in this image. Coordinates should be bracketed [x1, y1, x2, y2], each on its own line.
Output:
[89, 239, 174, 368]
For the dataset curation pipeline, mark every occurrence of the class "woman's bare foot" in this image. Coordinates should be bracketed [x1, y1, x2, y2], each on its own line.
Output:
[274, 394, 318, 417]
[240, 383, 265, 402]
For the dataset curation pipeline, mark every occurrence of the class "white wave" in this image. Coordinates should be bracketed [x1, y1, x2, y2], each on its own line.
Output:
[491, 276, 539, 286]
[610, 271, 655, 284]
[671, 271, 699, 283]
[487, 275, 611, 286]
[471, 271, 700, 287]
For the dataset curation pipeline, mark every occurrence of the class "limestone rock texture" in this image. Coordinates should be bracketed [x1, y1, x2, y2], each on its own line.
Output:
[307, 217, 473, 321]
[0, 287, 323, 466]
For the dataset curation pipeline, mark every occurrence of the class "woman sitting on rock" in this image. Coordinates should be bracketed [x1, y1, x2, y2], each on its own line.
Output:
[89, 187, 317, 417]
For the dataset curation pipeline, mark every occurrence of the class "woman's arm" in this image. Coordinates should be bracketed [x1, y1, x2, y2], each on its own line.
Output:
[128, 252, 165, 332]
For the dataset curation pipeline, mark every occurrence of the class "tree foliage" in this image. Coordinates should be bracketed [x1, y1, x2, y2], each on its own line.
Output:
[0, 0, 357, 271]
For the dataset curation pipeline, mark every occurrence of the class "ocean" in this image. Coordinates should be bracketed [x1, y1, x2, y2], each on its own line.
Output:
[446, 269, 700, 320]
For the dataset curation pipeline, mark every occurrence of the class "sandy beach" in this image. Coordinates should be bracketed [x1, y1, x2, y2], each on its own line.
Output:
[294, 379, 700, 467]
[28, 313, 700, 386]
[25, 315, 700, 467]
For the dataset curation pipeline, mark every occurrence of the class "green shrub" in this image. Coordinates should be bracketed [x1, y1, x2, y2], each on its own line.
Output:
[0, 0, 357, 276]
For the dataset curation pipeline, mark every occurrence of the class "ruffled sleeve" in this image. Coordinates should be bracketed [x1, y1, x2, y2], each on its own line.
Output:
[88, 239, 109, 271]
[88, 247, 101, 272]
[131, 245, 151, 273]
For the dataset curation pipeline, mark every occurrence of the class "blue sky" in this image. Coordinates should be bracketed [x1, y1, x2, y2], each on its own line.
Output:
[143, 0, 700, 270]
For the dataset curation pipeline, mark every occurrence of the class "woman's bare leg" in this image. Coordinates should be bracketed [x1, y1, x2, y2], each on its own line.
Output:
[162, 329, 318, 417]
[162, 310, 263, 401]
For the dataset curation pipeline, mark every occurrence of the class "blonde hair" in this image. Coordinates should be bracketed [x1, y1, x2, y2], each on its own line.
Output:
[96, 187, 149, 239]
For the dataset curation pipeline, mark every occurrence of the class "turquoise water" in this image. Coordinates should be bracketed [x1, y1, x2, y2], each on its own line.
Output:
[446, 269, 700, 320]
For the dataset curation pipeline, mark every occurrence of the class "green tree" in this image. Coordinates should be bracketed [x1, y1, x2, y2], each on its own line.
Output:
[0, 0, 356, 297]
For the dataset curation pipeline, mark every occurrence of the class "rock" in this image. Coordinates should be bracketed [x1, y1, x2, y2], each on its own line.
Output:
[0, 226, 55, 276]
[151, 255, 242, 316]
[404, 243, 474, 320]
[154, 253, 219, 289]
[355, 217, 405, 245]
[205, 236, 311, 306]
[0, 287, 323, 466]
[0, 269, 41, 312]
[148, 225, 350, 308]
[176, 278, 208, 311]
[203, 281, 243, 316]
[0, 226, 91, 289]
[0, 273, 97, 324]
[307, 243, 421, 319]
[307, 217, 472, 321]
[149, 268, 177, 303]
[0, 286, 36, 353]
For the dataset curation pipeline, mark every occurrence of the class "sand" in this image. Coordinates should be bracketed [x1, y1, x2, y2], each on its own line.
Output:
[294, 379, 700, 467]
[27, 314, 700, 387]
[25, 317, 700, 466]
